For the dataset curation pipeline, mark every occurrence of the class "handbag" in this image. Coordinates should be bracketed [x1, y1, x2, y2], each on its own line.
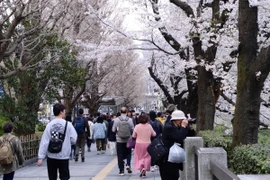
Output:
[147, 135, 168, 165]
[168, 143, 185, 163]
[126, 137, 136, 148]
[48, 121, 67, 153]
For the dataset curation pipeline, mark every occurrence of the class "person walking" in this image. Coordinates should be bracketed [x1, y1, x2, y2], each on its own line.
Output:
[148, 110, 163, 171]
[93, 116, 107, 155]
[38, 103, 77, 180]
[107, 114, 117, 155]
[156, 112, 165, 124]
[86, 116, 94, 152]
[74, 109, 90, 162]
[65, 114, 76, 159]
[132, 113, 156, 178]
[0, 122, 24, 180]
[159, 110, 191, 180]
[112, 107, 134, 176]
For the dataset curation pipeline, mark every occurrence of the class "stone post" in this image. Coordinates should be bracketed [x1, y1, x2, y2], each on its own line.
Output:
[197, 147, 227, 180]
[180, 137, 204, 180]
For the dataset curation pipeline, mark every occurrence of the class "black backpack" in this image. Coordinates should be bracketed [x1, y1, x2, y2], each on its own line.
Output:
[147, 135, 168, 165]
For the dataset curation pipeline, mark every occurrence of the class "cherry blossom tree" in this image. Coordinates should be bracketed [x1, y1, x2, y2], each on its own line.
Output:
[232, 0, 270, 147]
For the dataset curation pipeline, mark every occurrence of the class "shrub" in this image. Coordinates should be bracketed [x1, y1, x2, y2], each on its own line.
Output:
[0, 116, 10, 135]
[231, 144, 270, 174]
[258, 129, 270, 144]
[198, 126, 232, 153]
[37, 124, 46, 131]
[198, 127, 270, 174]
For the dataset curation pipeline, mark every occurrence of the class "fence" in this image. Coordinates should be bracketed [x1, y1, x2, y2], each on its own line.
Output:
[180, 137, 240, 180]
[19, 134, 40, 161]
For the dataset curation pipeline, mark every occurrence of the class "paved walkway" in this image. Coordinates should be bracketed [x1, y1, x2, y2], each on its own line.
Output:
[13, 147, 162, 180]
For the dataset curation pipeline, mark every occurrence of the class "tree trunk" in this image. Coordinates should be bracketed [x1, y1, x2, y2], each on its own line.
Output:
[232, 0, 260, 147]
[196, 66, 215, 131]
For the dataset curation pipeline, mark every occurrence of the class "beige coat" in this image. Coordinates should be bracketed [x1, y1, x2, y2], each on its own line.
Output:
[0, 133, 24, 174]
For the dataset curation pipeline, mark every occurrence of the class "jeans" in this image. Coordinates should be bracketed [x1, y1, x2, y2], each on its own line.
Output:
[86, 138, 93, 150]
[70, 144, 76, 159]
[116, 142, 132, 172]
[3, 171, 15, 180]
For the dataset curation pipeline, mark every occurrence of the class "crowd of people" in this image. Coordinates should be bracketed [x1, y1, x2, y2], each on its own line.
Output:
[0, 102, 195, 180]
[37, 103, 195, 180]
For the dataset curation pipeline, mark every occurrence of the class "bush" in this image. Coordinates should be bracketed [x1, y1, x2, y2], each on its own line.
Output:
[231, 144, 270, 174]
[0, 116, 10, 135]
[37, 124, 46, 131]
[198, 126, 232, 153]
[258, 129, 270, 144]
[198, 127, 270, 174]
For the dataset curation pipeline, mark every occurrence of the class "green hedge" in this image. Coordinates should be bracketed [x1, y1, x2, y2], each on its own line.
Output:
[0, 116, 10, 135]
[37, 124, 46, 131]
[230, 144, 270, 174]
[198, 127, 270, 174]
[198, 126, 232, 154]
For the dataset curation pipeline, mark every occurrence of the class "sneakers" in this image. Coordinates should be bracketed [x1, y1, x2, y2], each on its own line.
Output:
[139, 169, 146, 178]
[74, 157, 78, 162]
[151, 166, 155, 172]
[126, 165, 132, 174]
[82, 158, 85, 162]
[119, 171, 124, 176]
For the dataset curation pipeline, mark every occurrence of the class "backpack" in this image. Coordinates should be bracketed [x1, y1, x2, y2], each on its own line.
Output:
[150, 119, 160, 136]
[0, 135, 15, 165]
[147, 135, 168, 165]
[117, 117, 131, 138]
[74, 116, 85, 133]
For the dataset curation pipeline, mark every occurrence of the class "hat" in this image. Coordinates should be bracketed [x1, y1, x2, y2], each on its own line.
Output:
[166, 104, 176, 113]
[170, 110, 186, 121]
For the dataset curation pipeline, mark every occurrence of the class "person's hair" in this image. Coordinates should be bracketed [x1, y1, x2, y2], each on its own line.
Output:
[78, 108, 84, 115]
[3, 122, 13, 133]
[166, 104, 176, 114]
[96, 116, 104, 124]
[157, 112, 162, 117]
[95, 112, 100, 117]
[116, 112, 121, 117]
[53, 103, 65, 116]
[138, 114, 149, 124]
[149, 110, 157, 120]
[120, 107, 127, 113]
[65, 113, 72, 122]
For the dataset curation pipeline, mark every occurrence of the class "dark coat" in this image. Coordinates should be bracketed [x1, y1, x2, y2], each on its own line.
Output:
[107, 120, 116, 142]
[162, 120, 189, 171]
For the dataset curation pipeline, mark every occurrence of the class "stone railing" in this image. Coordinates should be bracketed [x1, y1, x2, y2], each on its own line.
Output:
[180, 137, 239, 180]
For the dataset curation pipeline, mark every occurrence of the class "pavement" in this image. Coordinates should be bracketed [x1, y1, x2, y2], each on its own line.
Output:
[12, 146, 162, 180]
